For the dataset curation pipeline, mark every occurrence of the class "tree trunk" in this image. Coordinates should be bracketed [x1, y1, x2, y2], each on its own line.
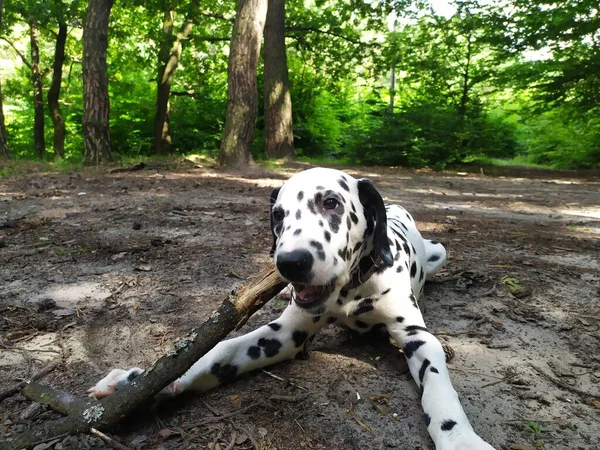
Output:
[0, 0, 10, 159]
[82, 0, 113, 164]
[263, 0, 293, 159]
[0, 80, 9, 159]
[152, 5, 195, 154]
[218, 0, 268, 167]
[48, 22, 67, 159]
[30, 21, 46, 160]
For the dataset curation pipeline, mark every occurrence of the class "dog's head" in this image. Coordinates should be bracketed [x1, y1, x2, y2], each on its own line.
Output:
[269, 168, 393, 315]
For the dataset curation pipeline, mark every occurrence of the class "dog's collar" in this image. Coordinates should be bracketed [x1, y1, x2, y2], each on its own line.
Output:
[343, 251, 382, 291]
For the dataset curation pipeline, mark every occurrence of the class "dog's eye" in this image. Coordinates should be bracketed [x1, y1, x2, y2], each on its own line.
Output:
[272, 209, 285, 222]
[323, 198, 339, 210]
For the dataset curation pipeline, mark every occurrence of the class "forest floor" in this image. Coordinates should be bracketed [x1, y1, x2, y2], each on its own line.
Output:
[0, 161, 599, 450]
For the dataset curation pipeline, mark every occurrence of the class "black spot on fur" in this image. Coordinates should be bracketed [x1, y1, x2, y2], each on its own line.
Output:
[396, 265, 404, 273]
[401, 222, 408, 231]
[268, 323, 281, 331]
[297, 191, 304, 201]
[403, 242, 410, 254]
[292, 330, 309, 347]
[296, 210, 302, 220]
[333, 257, 338, 265]
[419, 267, 424, 281]
[352, 242, 362, 253]
[351, 201, 356, 213]
[441, 420, 457, 431]
[403, 340, 426, 358]
[396, 316, 404, 323]
[210, 363, 238, 383]
[312, 315, 321, 323]
[410, 262, 417, 278]
[424, 414, 431, 427]
[409, 294, 418, 308]
[329, 214, 342, 233]
[428, 254, 441, 262]
[354, 294, 362, 300]
[294, 228, 302, 236]
[338, 179, 350, 191]
[430, 240, 439, 245]
[340, 288, 349, 298]
[352, 299, 374, 316]
[355, 320, 369, 329]
[127, 370, 140, 382]
[310, 240, 326, 261]
[307, 200, 316, 214]
[350, 211, 359, 224]
[324, 231, 331, 242]
[419, 358, 431, 383]
[316, 185, 325, 190]
[247, 346, 261, 360]
[381, 288, 391, 296]
[318, 220, 323, 227]
[337, 298, 343, 305]
[405, 325, 428, 336]
[394, 252, 401, 261]
[430, 367, 439, 374]
[346, 215, 352, 230]
[258, 338, 282, 357]
[327, 316, 337, 324]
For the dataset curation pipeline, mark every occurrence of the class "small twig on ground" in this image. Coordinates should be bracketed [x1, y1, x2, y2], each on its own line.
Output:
[530, 364, 600, 400]
[200, 399, 222, 416]
[260, 369, 307, 391]
[269, 395, 298, 403]
[426, 273, 464, 284]
[481, 373, 517, 388]
[435, 330, 493, 337]
[0, 361, 61, 403]
[90, 428, 133, 450]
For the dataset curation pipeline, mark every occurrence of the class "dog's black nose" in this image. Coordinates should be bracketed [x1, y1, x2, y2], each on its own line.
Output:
[276, 250, 314, 282]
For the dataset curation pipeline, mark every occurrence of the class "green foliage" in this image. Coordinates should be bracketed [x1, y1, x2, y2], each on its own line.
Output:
[0, 0, 598, 169]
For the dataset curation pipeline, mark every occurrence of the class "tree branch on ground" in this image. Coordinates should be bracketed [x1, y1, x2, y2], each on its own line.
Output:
[0, 262, 286, 450]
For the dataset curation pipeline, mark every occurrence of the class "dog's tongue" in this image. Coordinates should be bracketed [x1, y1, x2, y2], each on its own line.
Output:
[296, 285, 322, 302]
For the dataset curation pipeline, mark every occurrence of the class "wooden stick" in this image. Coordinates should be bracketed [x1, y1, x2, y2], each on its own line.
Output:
[0, 262, 286, 450]
[0, 361, 61, 403]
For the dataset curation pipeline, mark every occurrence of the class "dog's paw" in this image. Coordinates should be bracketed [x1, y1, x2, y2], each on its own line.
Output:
[87, 368, 144, 399]
[440, 433, 495, 450]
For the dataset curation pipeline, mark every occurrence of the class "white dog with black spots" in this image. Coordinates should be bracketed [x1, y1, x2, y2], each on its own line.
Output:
[90, 168, 495, 450]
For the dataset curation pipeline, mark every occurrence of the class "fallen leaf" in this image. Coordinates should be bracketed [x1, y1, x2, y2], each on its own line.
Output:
[134, 265, 152, 272]
[52, 308, 76, 317]
[235, 434, 248, 445]
[158, 428, 178, 439]
[258, 427, 268, 438]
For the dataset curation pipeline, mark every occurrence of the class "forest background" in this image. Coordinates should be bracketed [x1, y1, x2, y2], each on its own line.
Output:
[0, 0, 598, 171]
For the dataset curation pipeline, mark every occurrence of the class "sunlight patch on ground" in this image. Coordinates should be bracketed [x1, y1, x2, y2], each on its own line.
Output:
[30, 281, 113, 307]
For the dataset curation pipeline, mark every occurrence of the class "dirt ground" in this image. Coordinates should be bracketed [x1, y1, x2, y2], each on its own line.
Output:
[0, 161, 599, 450]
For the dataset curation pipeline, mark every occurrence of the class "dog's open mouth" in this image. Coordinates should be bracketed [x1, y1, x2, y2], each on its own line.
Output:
[291, 283, 334, 308]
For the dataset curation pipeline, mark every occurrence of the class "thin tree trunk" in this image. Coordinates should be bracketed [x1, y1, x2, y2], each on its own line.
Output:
[0, 80, 9, 159]
[152, 3, 196, 155]
[82, 0, 113, 164]
[30, 21, 46, 160]
[218, 0, 268, 167]
[0, 0, 10, 159]
[264, 0, 294, 159]
[48, 22, 67, 159]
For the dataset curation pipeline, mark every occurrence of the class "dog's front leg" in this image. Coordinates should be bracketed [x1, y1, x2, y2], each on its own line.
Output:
[89, 304, 325, 399]
[385, 303, 495, 450]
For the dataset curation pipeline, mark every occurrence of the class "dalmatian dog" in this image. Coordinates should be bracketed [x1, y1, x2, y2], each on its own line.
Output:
[89, 168, 495, 450]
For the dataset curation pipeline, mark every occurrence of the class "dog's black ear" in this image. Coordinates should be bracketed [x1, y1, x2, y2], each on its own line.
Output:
[269, 187, 281, 256]
[357, 179, 393, 266]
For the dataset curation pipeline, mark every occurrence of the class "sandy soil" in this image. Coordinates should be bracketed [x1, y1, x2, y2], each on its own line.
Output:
[0, 161, 598, 450]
